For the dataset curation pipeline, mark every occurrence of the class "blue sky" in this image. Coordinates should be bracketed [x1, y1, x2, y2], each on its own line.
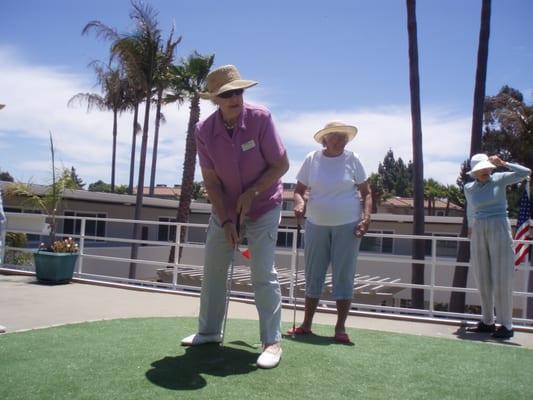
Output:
[1, 0, 532, 188]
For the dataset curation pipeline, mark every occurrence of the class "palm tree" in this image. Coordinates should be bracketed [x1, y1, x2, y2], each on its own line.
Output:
[444, 184, 465, 216]
[68, 61, 127, 192]
[165, 52, 215, 263]
[449, 0, 491, 313]
[123, 77, 144, 195]
[83, 0, 163, 278]
[149, 28, 182, 196]
[406, 0, 426, 309]
[424, 179, 446, 216]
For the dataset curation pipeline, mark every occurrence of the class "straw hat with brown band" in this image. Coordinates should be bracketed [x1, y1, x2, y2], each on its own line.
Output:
[199, 65, 258, 100]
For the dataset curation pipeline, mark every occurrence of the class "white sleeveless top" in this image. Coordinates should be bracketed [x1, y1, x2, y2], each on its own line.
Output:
[296, 150, 367, 226]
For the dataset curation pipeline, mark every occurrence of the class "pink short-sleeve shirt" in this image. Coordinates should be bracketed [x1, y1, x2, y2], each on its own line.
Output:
[196, 103, 286, 221]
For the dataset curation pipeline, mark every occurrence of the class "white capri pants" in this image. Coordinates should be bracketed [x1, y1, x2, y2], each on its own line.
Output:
[470, 217, 515, 329]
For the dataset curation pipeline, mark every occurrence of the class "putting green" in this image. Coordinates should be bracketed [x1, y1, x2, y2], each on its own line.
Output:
[1, 317, 532, 399]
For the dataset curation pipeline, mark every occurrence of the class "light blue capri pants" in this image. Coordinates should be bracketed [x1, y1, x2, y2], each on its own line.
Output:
[198, 205, 282, 344]
[304, 220, 362, 300]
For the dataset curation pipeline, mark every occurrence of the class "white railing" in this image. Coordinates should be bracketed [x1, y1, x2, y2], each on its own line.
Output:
[3, 212, 533, 327]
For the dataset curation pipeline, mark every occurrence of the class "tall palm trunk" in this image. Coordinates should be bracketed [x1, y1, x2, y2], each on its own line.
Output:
[406, 0, 426, 309]
[129, 93, 152, 279]
[149, 88, 164, 196]
[111, 109, 118, 192]
[449, 0, 491, 312]
[168, 93, 201, 264]
[128, 102, 139, 195]
[371, 192, 379, 213]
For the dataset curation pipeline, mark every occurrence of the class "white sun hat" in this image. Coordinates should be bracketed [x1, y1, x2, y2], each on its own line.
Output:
[468, 153, 496, 176]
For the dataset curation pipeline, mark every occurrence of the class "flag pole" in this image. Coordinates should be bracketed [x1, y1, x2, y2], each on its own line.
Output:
[525, 175, 531, 264]
[527, 176, 531, 264]
[524, 176, 533, 319]
[522, 177, 529, 319]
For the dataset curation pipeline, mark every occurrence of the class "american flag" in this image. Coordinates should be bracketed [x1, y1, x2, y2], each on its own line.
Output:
[514, 186, 531, 267]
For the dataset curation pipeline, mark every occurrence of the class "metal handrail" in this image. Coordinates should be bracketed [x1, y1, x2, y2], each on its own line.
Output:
[3, 212, 533, 326]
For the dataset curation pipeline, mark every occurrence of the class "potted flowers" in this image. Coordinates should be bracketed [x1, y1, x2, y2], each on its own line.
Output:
[5, 132, 80, 284]
[33, 237, 79, 283]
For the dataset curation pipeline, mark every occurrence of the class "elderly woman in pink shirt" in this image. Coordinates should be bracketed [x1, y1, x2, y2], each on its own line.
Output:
[181, 65, 289, 369]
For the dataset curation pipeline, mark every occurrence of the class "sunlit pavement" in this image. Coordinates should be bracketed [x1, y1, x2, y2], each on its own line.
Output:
[2, 274, 533, 349]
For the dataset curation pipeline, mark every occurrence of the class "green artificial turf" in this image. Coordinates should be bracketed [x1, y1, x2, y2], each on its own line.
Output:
[1, 317, 532, 400]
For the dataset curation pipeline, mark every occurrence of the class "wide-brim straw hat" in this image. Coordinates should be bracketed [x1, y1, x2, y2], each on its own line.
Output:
[314, 121, 358, 143]
[468, 153, 496, 175]
[199, 65, 258, 99]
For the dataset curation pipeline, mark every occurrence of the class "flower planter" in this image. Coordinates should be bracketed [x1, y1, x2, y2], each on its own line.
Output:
[33, 251, 78, 284]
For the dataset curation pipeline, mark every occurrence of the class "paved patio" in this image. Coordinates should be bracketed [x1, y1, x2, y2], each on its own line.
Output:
[2, 273, 533, 348]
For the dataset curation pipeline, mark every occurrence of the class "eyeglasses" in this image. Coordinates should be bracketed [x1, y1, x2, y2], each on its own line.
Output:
[217, 88, 244, 99]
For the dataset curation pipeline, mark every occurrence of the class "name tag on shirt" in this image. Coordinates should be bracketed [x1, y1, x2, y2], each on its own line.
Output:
[241, 140, 256, 152]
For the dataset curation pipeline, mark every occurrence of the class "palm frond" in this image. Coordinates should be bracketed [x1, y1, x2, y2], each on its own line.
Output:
[67, 93, 107, 112]
[164, 52, 215, 104]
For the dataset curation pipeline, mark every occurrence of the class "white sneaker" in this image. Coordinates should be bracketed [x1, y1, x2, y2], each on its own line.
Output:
[257, 343, 282, 369]
[181, 333, 221, 346]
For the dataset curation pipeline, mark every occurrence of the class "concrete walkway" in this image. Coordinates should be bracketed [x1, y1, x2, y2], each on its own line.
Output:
[2, 274, 533, 349]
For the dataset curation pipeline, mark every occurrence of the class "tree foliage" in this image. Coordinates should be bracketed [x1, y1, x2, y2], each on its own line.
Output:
[0, 171, 14, 182]
[375, 149, 464, 214]
[482, 85, 533, 171]
[480, 85, 533, 216]
[377, 149, 413, 197]
[88, 180, 128, 194]
[67, 167, 85, 189]
[191, 182, 206, 200]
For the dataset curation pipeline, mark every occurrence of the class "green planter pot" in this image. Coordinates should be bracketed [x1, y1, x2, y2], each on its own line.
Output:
[33, 251, 79, 284]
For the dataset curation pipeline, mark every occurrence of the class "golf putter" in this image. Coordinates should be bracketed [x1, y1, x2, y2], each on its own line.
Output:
[291, 224, 302, 338]
[220, 215, 241, 346]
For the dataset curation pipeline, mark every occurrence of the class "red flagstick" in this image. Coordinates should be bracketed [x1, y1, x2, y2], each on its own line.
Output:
[241, 248, 251, 259]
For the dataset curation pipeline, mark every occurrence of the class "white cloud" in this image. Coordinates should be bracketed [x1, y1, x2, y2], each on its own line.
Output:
[0, 46, 216, 186]
[277, 107, 471, 185]
[0, 45, 471, 188]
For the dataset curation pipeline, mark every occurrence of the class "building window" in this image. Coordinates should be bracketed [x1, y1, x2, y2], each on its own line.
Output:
[158, 217, 177, 242]
[282, 200, 294, 211]
[425, 233, 458, 257]
[141, 226, 149, 246]
[276, 226, 303, 248]
[360, 230, 394, 253]
[63, 211, 106, 240]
